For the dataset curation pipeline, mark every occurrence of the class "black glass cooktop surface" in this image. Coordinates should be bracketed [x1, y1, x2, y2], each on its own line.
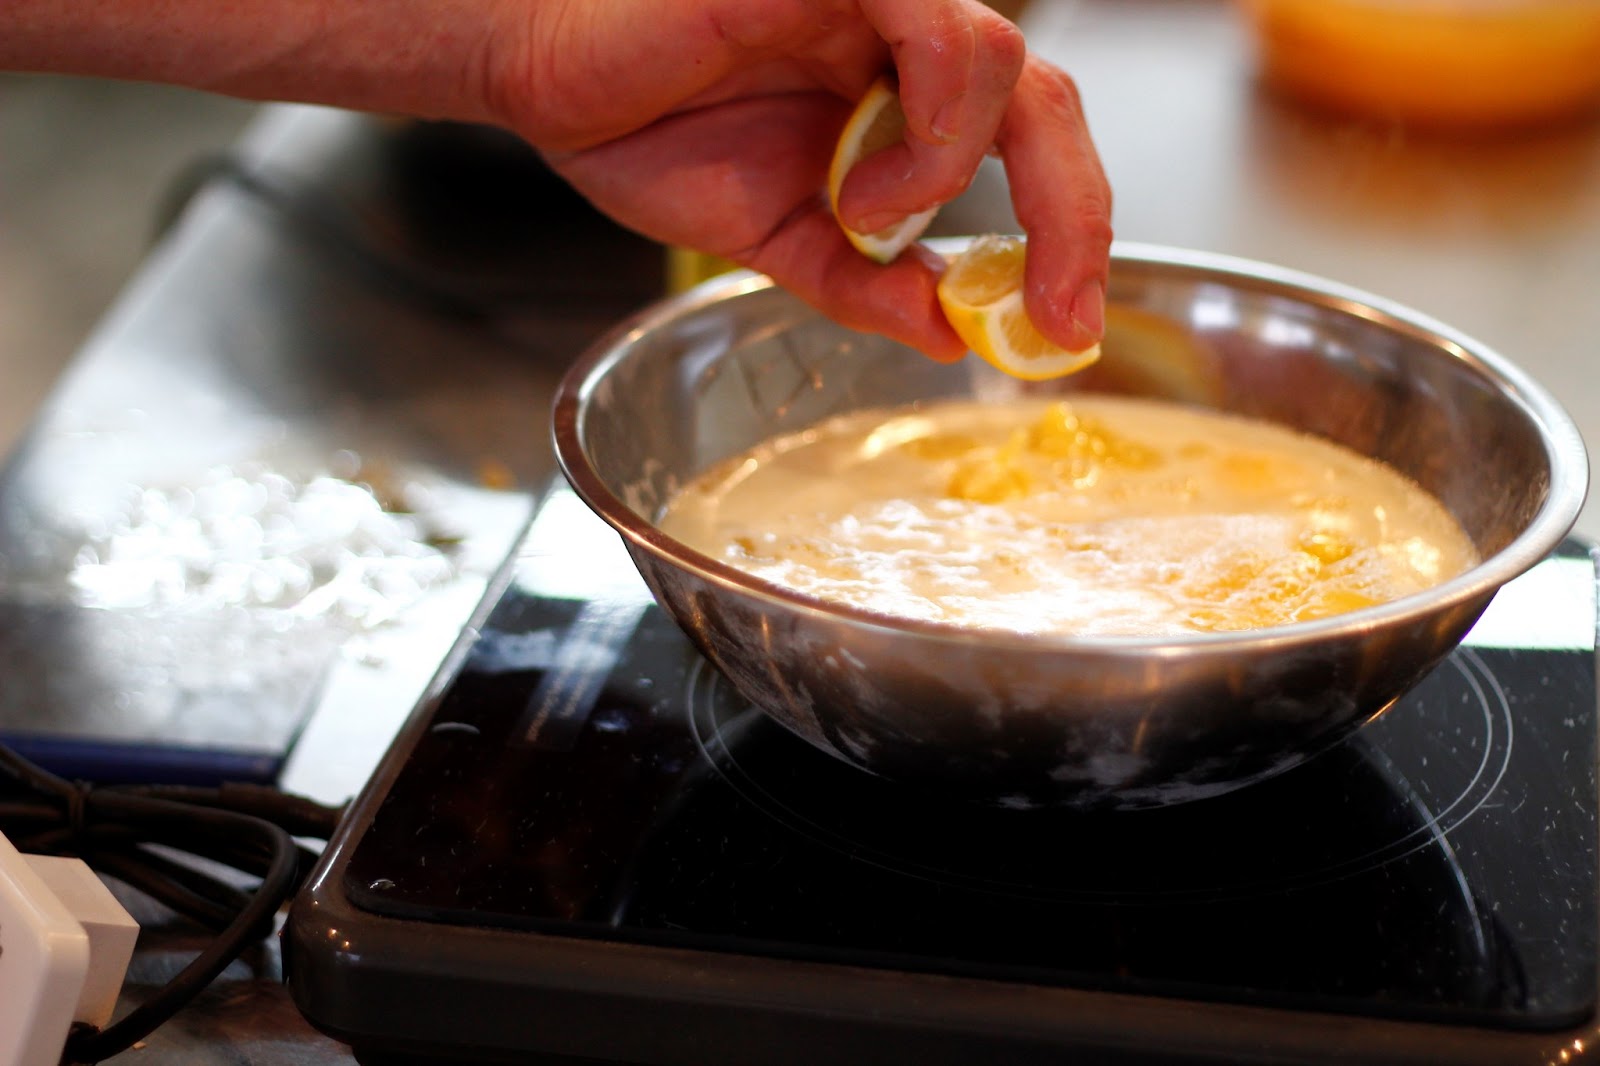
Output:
[290, 486, 1600, 1064]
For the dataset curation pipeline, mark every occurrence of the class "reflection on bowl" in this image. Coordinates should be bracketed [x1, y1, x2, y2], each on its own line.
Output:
[553, 242, 1586, 810]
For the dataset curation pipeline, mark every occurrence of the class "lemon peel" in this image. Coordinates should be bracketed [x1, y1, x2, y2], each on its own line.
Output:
[827, 75, 938, 264]
[936, 234, 1102, 381]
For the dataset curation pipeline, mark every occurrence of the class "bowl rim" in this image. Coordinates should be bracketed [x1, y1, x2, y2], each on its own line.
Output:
[552, 240, 1590, 656]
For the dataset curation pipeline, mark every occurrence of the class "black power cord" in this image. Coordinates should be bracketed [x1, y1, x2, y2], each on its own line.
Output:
[2, 125, 623, 1061]
[0, 743, 344, 1063]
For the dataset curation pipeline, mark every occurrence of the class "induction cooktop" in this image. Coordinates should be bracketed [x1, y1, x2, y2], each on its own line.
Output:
[285, 483, 1600, 1066]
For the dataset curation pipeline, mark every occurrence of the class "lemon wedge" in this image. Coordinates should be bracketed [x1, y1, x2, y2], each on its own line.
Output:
[828, 75, 939, 264]
[936, 234, 1102, 381]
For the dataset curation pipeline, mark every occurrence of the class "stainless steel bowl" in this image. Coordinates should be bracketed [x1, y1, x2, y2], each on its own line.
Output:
[552, 242, 1588, 810]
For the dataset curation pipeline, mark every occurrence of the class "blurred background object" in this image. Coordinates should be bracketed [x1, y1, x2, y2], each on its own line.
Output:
[0, 75, 255, 459]
[1237, 0, 1600, 128]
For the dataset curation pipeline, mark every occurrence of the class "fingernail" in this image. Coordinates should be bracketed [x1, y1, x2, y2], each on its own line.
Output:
[931, 92, 965, 143]
[1070, 280, 1106, 343]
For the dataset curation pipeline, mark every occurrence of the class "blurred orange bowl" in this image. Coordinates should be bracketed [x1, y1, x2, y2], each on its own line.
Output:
[1237, 0, 1600, 127]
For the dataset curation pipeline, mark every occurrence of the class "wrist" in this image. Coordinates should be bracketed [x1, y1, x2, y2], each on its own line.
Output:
[0, 0, 505, 128]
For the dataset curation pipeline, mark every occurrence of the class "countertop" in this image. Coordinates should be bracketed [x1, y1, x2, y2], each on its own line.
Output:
[1, 0, 1596, 1061]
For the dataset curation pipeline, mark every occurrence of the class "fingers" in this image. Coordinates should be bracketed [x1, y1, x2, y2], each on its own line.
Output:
[744, 204, 969, 362]
[996, 54, 1114, 352]
[835, 0, 1023, 235]
[840, 31, 1112, 357]
[860, 0, 980, 142]
[549, 91, 967, 361]
[532, 0, 1109, 364]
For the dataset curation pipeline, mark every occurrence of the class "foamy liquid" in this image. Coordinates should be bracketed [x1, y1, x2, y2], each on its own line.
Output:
[658, 397, 1479, 637]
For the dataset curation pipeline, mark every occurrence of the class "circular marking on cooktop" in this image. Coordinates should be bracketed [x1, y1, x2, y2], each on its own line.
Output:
[685, 647, 1514, 903]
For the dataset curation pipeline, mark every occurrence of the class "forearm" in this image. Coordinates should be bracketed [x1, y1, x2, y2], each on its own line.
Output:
[0, 0, 508, 126]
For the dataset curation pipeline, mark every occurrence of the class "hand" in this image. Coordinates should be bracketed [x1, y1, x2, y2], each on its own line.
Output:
[497, 0, 1112, 360]
[2, 0, 1112, 360]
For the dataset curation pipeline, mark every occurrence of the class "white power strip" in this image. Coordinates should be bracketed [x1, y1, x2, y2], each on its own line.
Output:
[0, 832, 138, 1066]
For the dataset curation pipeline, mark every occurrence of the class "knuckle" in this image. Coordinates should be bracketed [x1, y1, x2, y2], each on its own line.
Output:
[978, 15, 1027, 76]
[1075, 209, 1116, 252]
[1026, 56, 1086, 117]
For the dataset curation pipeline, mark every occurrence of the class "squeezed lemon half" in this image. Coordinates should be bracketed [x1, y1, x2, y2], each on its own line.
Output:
[936, 234, 1102, 381]
[827, 75, 939, 264]
[830, 81, 1101, 380]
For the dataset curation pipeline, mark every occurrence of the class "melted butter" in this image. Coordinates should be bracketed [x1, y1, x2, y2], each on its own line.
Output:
[658, 397, 1479, 637]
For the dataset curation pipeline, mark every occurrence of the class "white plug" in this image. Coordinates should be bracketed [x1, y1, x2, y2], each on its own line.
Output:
[23, 854, 140, 1034]
[0, 832, 138, 1066]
